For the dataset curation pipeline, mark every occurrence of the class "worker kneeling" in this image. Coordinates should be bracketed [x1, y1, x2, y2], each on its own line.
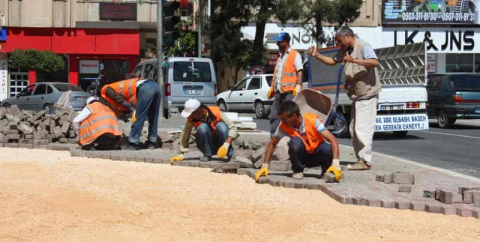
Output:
[255, 100, 342, 182]
[74, 97, 122, 150]
[170, 99, 239, 163]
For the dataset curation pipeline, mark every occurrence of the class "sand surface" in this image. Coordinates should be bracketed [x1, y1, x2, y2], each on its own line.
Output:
[0, 148, 479, 242]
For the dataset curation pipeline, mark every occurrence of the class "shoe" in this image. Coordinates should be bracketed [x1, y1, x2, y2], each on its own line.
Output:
[326, 166, 342, 182]
[227, 154, 235, 162]
[145, 140, 163, 149]
[292, 172, 304, 179]
[121, 142, 143, 151]
[200, 156, 211, 162]
[347, 160, 371, 171]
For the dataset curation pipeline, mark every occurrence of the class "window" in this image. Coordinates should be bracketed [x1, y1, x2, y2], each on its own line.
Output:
[33, 84, 47, 95]
[247, 78, 261, 90]
[173, 62, 212, 82]
[427, 76, 442, 91]
[47, 85, 54, 94]
[446, 54, 473, 72]
[143, 63, 155, 79]
[450, 75, 480, 91]
[233, 79, 247, 91]
[265, 76, 273, 87]
[53, 84, 82, 92]
[20, 85, 36, 96]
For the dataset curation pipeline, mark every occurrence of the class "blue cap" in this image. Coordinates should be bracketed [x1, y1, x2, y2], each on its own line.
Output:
[273, 32, 291, 43]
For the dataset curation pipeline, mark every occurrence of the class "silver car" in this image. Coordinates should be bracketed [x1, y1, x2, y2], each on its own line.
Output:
[1, 82, 89, 112]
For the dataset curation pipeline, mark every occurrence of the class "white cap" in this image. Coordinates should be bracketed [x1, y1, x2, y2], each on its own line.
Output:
[86, 96, 98, 104]
[181, 99, 201, 118]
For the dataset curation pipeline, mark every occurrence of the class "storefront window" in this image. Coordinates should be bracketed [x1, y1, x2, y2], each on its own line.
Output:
[446, 54, 473, 72]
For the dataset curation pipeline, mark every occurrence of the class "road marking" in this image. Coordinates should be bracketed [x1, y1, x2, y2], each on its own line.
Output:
[416, 130, 480, 140]
[339, 144, 480, 183]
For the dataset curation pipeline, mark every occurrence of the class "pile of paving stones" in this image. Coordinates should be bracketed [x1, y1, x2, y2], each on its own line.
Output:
[0, 105, 78, 146]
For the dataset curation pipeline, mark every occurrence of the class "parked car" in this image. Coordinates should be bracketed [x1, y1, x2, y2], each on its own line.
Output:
[1, 82, 89, 112]
[131, 57, 218, 118]
[427, 73, 480, 128]
[217, 74, 273, 118]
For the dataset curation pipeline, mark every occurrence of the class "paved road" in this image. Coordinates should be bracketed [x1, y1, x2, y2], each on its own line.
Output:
[250, 115, 480, 179]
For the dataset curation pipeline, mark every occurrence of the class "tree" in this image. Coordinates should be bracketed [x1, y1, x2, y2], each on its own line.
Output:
[166, 17, 197, 57]
[10, 49, 65, 73]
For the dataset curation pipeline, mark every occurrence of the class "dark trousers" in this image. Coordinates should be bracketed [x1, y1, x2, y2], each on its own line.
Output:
[82, 133, 121, 150]
[195, 122, 234, 157]
[289, 137, 333, 173]
[129, 80, 161, 144]
[269, 92, 294, 135]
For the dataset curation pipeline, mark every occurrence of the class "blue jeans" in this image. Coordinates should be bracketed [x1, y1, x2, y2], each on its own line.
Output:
[289, 137, 333, 173]
[129, 80, 161, 144]
[195, 122, 234, 157]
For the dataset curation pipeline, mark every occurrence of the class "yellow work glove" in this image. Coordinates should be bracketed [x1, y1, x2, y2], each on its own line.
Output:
[169, 154, 184, 165]
[131, 110, 137, 123]
[255, 163, 269, 182]
[292, 84, 301, 96]
[326, 165, 342, 182]
[266, 88, 274, 100]
[217, 142, 230, 158]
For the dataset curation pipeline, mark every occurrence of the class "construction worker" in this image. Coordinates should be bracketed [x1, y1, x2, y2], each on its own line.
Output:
[255, 100, 342, 182]
[100, 78, 162, 150]
[73, 97, 122, 150]
[308, 26, 381, 170]
[268, 32, 304, 136]
[170, 99, 239, 163]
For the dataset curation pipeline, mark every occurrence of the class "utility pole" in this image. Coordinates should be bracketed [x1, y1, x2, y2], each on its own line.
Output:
[198, 0, 201, 57]
[157, 0, 165, 119]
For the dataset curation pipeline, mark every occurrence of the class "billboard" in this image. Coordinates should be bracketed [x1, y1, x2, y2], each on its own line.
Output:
[383, 0, 479, 25]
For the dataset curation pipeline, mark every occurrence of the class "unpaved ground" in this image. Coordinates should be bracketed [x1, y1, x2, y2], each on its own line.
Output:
[0, 148, 479, 242]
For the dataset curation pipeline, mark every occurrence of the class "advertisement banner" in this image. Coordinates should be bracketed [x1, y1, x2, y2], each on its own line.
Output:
[375, 114, 429, 132]
[0, 58, 8, 101]
[383, 0, 480, 25]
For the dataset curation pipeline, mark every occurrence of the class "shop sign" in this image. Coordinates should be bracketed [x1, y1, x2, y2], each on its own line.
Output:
[388, 29, 476, 52]
[249, 65, 266, 75]
[268, 53, 279, 66]
[375, 114, 429, 132]
[0, 58, 8, 101]
[383, 0, 480, 25]
[80, 60, 99, 74]
[99, 3, 137, 21]
[427, 54, 437, 72]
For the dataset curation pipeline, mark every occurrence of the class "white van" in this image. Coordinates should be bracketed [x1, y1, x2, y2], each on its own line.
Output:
[131, 57, 217, 118]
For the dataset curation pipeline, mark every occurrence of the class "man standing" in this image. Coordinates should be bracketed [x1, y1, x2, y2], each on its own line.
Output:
[169, 99, 239, 163]
[268, 32, 303, 136]
[307, 27, 381, 170]
[73, 97, 122, 151]
[100, 78, 162, 150]
[254, 100, 342, 182]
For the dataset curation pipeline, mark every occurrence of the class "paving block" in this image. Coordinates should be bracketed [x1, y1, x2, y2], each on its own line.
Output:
[6, 134, 21, 140]
[273, 137, 290, 162]
[58, 138, 68, 143]
[463, 190, 479, 204]
[25, 134, 33, 139]
[398, 185, 412, 193]
[459, 186, 480, 197]
[306, 183, 321, 190]
[410, 201, 426, 211]
[32, 110, 45, 121]
[102, 153, 112, 160]
[94, 153, 104, 159]
[249, 147, 265, 165]
[54, 127, 63, 139]
[395, 200, 410, 210]
[257, 177, 268, 184]
[435, 188, 441, 200]
[189, 161, 200, 167]
[10, 105, 22, 118]
[270, 160, 289, 171]
[294, 182, 306, 189]
[135, 156, 146, 162]
[18, 123, 34, 134]
[4, 130, 19, 135]
[153, 158, 164, 164]
[211, 162, 240, 174]
[324, 173, 338, 183]
[237, 169, 248, 176]
[352, 197, 367, 206]
[233, 156, 254, 168]
[381, 200, 396, 209]
[456, 205, 474, 217]
[423, 189, 435, 198]
[61, 122, 71, 134]
[375, 174, 385, 182]
[384, 172, 393, 184]
[425, 204, 442, 213]
[127, 156, 137, 162]
[284, 181, 296, 189]
[392, 172, 415, 185]
[452, 194, 463, 203]
[437, 189, 454, 204]
[472, 191, 480, 205]
[33, 140, 49, 146]
[366, 199, 382, 207]
[441, 205, 457, 216]
[19, 139, 33, 144]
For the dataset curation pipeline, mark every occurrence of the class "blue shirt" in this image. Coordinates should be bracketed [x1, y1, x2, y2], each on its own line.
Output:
[274, 117, 326, 139]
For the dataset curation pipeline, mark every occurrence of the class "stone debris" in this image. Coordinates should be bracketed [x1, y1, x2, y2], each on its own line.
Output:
[211, 162, 240, 174]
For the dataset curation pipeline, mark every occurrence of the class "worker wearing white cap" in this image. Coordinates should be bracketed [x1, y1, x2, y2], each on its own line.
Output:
[73, 96, 122, 150]
[170, 99, 239, 163]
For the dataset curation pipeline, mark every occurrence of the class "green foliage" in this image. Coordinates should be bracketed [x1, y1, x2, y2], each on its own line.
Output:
[166, 18, 197, 56]
[331, 0, 363, 26]
[10, 49, 65, 73]
[276, 0, 303, 25]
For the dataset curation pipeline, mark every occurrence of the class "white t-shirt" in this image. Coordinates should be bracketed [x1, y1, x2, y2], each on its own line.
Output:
[274, 47, 303, 92]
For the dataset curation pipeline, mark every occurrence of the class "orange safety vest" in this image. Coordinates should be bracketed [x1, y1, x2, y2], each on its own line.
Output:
[273, 49, 299, 93]
[79, 102, 121, 145]
[100, 78, 140, 111]
[280, 113, 325, 154]
[188, 106, 222, 131]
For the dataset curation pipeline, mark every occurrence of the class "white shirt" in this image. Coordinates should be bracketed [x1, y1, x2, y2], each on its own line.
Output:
[72, 106, 92, 134]
[274, 47, 303, 93]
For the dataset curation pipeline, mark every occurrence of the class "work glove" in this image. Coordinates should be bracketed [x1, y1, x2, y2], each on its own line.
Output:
[217, 142, 230, 159]
[131, 110, 137, 123]
[254, 163, 269, 182]
[266, 88, 274, 100]
[292, 84, 301, 96]
[169, 154, 184, 165]
[332, 158, 340, 169]
[326, 165, 342, 182]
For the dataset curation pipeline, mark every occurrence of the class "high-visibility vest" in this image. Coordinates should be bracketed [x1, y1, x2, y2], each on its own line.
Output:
[79, 102, 121, 145]
[100, 78, 139, 111]
[280, 113, 325, 154]
[273, 49, 300, 93]
[188, 106, 222, 131]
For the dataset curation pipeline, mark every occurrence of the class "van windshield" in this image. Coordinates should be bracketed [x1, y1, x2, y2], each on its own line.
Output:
[173, 62, 212, 82]
[450, 75, 480, 91]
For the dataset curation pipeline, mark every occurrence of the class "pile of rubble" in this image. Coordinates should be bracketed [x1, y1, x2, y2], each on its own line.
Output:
[0, 105, 78, 145]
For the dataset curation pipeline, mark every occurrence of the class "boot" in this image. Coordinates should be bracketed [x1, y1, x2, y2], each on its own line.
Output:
[347, 159, 371, 171]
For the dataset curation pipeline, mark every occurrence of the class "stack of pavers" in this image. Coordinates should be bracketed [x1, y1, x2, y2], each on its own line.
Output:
[0, 105, 77, 147]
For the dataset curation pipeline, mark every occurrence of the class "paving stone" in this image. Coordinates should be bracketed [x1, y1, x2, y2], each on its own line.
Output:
[257, 177, 268, 184]
[452, 194, 463, 203]
[19, 144, 33, 149]
[33, 140, 49, 145]
[211, 162, 240, 173]
[6, 134, 21, 140]
[392, 172, 415, 185]
[233, 156, 254, 168]
[459, 186, 480, 196]
[435, 188, 441, 200]
[284, 181, 296, 189]
[398, 185, 412, 193]
[4, 143, 19, 148]
[70, 151, 80, 157]
[456, 205, 474, 217]
[294, 182, 306, 189]
[423, 189, 435, 198]
[250, 147, 266, 168]
[384, 173, 393, 184]
[110, 155, 123, 161]
[473, 209, 480, 219]
[395, 200, 410, 210]
[410, 201, 426, 211]
[19, 139, 33, 144]
[153, 158, 164, 164]
[58, 138, 68, 143]
[102, 153, 112, 159]
[237, 169, 248, 176]
[438, 189, 454, 204]
[305, 183, 321, 190]
[270, 160, 289, 171]
[463, 190, 479, 204]
[144, 157, 154, 163]
[94, 153, 104, 159]
[127, 156, 137, 162]
[353, 197, 367, 206]
[135, 156, 146, 162]
[441, 205, 457, 216]
[425, 204, 442, 213]
[189, 161, 201, 167]
[381, 200, 396, 209]
[366, 199, 382, 207]
[273, 137, 290, 161]
[375, 174, 385, 182]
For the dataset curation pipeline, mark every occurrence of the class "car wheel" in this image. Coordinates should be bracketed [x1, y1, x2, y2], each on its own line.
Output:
[2, 102, 11, 109]
[436, 109, 455, 128]
[254, 101, 268, 119]
[333, 111, 350, 138]
[217, 100, 228, 112]
[393, 131, 408, 138]
[43, 103, 53, 114]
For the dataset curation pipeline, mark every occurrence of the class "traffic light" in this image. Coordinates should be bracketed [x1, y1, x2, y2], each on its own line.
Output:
[163, 1, 181, 46]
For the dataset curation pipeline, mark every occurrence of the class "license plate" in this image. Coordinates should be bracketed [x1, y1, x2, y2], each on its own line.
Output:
[186, 90, 200, 95]
[380, 105, 403, 111]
